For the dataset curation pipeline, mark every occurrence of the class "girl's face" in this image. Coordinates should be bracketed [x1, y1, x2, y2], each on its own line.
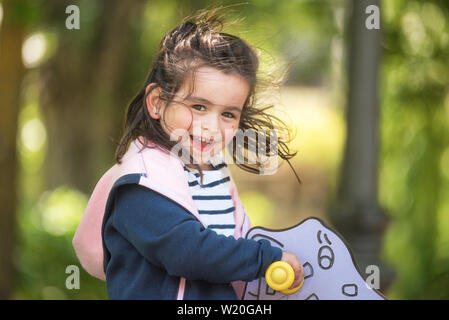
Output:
[146, 66, 250, 169]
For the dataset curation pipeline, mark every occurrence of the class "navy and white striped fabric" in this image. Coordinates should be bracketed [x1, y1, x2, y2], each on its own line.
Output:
[183, 154, 236, 237]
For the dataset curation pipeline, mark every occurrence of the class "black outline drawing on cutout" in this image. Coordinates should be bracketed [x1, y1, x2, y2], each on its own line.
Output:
[242, 217, 388, 300]
[250, 234, 284, 248]
[265, 282, 276, 296]
[324, 233, 332, 245]
[247, 278, 261, 300]
[342, 283, 358, 297]
[317, 230, 332, 245]
[303, 262, 314, 279]
[305, 293, 319, 300]
[317, 245, 335, 270]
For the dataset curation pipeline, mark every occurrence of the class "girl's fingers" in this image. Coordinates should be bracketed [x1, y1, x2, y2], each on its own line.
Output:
[281, 251, 305, 289]
[292, 265, 304, 288]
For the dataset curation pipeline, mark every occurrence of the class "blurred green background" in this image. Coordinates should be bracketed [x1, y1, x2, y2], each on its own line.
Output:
[1, 0, 448, 299]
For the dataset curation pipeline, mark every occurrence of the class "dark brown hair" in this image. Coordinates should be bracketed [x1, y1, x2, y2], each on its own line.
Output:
[115, 6, 301, 183]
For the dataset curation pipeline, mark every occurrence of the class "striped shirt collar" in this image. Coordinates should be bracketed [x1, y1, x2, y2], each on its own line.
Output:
[183, 151, 227, 172]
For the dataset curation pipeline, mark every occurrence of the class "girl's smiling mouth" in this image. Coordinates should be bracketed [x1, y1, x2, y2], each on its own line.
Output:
[189, 135, 215, 152]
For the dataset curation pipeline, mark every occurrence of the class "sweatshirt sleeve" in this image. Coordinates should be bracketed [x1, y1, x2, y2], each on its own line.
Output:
[104, 183, 282, 284]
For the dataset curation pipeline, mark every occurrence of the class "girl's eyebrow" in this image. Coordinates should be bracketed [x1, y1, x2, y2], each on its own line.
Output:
[188, 95, 242, 113]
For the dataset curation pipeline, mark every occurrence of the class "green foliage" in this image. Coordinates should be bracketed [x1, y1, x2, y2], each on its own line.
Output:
[380, 0, 449, 299]
[3, 0, 44, 27]
[14, 197, 107, 299]
[14, 61, 107, 299]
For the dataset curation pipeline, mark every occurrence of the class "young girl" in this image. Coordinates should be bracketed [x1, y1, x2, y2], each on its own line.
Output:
[73, 8, 304, 300]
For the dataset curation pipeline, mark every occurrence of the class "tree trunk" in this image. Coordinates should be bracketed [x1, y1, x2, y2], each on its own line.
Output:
[339, 0, 382, 225]
[0, 0, 26, 299]
[332, 0, 392, 287]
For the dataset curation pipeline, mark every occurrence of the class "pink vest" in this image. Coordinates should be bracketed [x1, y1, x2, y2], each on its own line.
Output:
[72, 137, 251, 299]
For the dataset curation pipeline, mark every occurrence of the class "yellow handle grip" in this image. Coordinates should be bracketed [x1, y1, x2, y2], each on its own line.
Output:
[265, 261, 304, 295]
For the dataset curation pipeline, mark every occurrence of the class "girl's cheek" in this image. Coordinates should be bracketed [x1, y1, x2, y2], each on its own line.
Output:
[222, 125, 238, 145]
[164, 104, 192, 132]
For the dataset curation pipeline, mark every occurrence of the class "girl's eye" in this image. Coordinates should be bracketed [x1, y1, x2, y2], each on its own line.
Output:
[192, 104, 206, 111]
[222, 112, 235, 119]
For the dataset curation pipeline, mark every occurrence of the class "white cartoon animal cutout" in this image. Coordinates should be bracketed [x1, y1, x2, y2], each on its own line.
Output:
[243, 217, 386, 300]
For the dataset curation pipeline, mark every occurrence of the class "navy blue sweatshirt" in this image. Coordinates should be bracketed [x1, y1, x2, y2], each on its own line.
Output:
[101, 174, 283, 300]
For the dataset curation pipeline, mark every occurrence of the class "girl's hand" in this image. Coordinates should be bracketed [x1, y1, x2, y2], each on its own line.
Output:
[281, 251, 305, 289]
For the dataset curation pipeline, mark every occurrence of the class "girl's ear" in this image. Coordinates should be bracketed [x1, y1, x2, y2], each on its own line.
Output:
[145, 83, 162, 119]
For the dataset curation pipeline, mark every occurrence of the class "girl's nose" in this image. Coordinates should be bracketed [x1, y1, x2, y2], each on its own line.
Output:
[200, 112, 220, 132]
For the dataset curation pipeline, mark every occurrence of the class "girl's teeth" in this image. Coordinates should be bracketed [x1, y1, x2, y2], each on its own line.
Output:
[193, 136, 210, 144]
